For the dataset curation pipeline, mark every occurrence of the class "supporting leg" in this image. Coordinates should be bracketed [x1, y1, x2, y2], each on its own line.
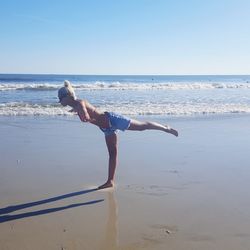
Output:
[98, 133, 118, 189]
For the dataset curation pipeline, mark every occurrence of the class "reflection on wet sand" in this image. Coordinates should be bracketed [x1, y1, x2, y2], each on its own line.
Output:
[101, 191, 118, 250]
[100, 190, 169, 250]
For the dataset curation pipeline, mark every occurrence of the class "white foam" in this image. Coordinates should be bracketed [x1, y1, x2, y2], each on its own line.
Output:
[1, 102, 250, 116]
[0, 83, 60, 91]
[1, 82, 250, 91]
[0, 103, 73, 116]
[101, 103, 250, 116]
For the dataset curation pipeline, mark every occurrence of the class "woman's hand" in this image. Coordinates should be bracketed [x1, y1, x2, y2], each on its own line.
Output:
[68, 108, 76, 113]
[78, 110, 90, 122]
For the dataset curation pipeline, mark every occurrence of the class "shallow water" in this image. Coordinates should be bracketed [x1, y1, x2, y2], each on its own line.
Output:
[1, 74, 250, 116]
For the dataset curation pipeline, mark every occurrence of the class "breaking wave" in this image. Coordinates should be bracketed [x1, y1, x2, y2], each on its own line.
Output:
[1, 82, 250, 91]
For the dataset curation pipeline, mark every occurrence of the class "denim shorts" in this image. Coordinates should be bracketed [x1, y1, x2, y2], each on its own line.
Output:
[100, 112, 131, 136]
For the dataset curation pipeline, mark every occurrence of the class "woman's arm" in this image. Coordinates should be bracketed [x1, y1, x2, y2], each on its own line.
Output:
[77, 100, 90, 122]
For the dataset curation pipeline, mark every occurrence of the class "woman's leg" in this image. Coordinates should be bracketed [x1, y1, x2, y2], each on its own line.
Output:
[128, 119, 178, 137]
[98, 133, 118, 189]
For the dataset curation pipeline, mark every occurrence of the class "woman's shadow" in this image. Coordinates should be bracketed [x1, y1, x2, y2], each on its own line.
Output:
[0, 188, 103, 223]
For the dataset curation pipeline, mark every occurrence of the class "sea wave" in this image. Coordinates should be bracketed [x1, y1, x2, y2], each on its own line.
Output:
[0, 83, 59, 91]
[1, 102, 250, 116]
[1, 82, 250, 91]
[0, 103, 72, 116]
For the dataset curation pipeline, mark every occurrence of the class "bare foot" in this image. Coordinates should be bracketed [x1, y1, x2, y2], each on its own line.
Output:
[98, 180, 114, 189]
[165, 126, 178, 137]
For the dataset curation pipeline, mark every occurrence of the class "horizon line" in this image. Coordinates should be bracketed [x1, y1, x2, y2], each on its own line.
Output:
[1, 73, 250, 76]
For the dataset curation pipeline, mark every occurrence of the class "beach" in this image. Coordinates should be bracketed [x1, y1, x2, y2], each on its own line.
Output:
[0, 114, 250, 250]
[1, 0, 250, 246]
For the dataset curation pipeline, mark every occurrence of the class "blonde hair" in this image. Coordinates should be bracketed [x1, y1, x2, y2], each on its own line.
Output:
[64, 80, 76, 100]
[58, 80, 77, 101]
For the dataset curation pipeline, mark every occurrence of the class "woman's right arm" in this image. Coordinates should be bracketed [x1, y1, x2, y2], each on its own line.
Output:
[77, 100, 90, 122]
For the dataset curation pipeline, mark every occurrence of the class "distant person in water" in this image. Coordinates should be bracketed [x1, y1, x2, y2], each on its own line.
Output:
[58, 80, 178, 189]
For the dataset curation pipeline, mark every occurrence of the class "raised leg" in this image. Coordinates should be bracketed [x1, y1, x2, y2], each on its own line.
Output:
[128, 119, 178, 137]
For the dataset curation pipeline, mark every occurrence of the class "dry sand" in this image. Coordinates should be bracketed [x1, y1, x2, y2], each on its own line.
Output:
[0, 115, 250, 250]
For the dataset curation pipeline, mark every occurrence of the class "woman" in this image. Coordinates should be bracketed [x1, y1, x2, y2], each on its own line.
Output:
[58, 80, 178, 189]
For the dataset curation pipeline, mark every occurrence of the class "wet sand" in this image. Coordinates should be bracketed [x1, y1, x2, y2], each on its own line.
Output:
[0, 115, 250, 250]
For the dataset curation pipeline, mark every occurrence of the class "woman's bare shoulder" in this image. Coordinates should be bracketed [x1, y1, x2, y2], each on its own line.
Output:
[78, 99, 88, 105]
[82, 99, 96, 109]
[77, 99, 88, 108]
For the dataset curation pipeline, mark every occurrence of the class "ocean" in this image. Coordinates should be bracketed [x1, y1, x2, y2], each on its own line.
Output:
[1, 74, 250, 117]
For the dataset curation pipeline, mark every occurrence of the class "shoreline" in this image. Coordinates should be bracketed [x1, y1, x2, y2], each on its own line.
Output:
[1, 111, 249, 120]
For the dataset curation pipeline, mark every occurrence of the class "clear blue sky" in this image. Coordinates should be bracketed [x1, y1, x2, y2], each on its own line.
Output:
[0, 0, 250, 75]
